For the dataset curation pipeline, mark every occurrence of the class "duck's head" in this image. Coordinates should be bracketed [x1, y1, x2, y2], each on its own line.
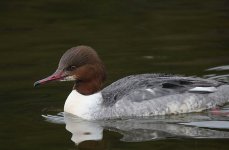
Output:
[34, 45, 106, 95]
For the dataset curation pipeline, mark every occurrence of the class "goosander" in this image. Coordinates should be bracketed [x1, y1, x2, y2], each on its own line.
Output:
[34, 46, 229, 120]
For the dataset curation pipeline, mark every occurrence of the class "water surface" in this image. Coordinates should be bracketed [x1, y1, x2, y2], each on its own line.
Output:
[0, 0, 229, 149]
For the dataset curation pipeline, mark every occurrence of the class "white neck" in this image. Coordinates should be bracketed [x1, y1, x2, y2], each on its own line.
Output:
[64, 90, 103, 120]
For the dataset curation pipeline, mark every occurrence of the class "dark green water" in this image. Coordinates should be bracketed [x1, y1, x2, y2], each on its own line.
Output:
[1, 0, 229, 149]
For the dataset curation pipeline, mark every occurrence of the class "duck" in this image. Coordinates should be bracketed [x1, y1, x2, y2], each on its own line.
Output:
[34, 45, 229, 120]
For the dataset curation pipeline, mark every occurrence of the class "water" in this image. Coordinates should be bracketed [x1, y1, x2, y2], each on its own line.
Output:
[1, 0, 229, 149]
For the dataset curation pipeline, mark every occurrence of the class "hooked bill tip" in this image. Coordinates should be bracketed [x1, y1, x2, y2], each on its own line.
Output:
[34, 81, 40, 87]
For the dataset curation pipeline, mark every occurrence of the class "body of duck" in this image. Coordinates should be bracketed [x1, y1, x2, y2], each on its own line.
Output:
[34, 46, 229, 120]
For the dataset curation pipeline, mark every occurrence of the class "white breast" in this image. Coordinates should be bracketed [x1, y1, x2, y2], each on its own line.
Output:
[64, 90, 103, 120]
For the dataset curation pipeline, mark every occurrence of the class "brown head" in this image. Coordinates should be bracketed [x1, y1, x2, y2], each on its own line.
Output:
[34, 45, 106, 95]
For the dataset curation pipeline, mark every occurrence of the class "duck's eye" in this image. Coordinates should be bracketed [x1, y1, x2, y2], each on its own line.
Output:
[67, 65, 76, 71]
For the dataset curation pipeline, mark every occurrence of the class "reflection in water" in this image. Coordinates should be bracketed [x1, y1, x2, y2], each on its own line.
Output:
[65, 114, 103, 145]
[181, 121, 229, 129]
[43, 106, 229, 145]
[43, 113, 103, 144]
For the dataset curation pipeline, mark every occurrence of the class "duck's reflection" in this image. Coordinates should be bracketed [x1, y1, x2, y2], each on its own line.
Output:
[64, 114, 103, 145]
[43, 111, 229, 145]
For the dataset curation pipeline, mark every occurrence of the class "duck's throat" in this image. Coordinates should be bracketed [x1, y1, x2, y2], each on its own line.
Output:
[73, 80, 102, 95]
[72, 63, 106, 95]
